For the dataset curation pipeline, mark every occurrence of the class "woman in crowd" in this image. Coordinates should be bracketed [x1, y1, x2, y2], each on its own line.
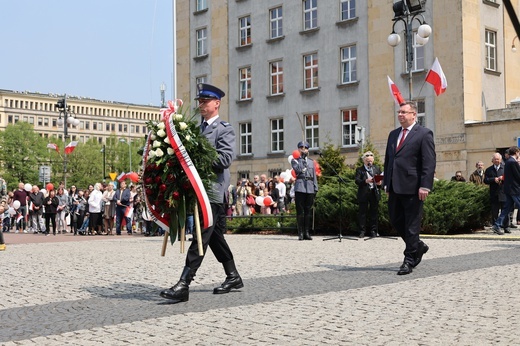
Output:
[102, 182, 116, 235]
[267, 180, 280, 215]
[56, 187, 69, 233]
[43, 189, 59, 236]
[88, 183, 103, 235]
[236, 179, 252, 216]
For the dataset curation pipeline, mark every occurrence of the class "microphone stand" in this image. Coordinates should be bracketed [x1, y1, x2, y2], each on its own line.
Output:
[317, 152, 357, 242]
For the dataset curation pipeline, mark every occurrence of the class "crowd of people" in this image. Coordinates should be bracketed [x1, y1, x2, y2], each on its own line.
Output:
[0, 180, 150, 238]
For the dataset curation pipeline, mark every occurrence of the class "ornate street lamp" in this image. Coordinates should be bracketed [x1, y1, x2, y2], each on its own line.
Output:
[388, 0, 432, 100]
[55, 95, 80, 188]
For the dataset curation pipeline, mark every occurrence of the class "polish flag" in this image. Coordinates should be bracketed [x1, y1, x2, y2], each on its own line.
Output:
[387, 76, 405, 105]
[116, 172, 126, 182]
[425, 57, 448, 96]
[46, 143, 59, 153]
[64, 141, 78, 154]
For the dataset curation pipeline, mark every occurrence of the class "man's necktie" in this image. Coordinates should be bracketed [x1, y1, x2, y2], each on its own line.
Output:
[201, 121, 208, 133]
[396, 128, 407, 151]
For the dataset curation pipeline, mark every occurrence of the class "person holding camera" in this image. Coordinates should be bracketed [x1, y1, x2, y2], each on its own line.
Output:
[355, 151, 383, 238]
[291, 141, 318, 240]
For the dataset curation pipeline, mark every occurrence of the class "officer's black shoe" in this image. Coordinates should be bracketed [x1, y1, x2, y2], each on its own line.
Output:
[160, 280, 189, 302]
[303, 231, 313, 240]
[160, 266, 192, 302]
[359, 231, 365, 238]
[213, 260, 244, 294]
[298, 231, 304, 241]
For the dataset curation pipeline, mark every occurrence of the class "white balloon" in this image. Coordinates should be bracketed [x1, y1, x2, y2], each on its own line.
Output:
[287, 155, 294, 164]
[24, 183, 32, 192]
[255, 196, 265, 206]
[13, 200, 21, 209]
[8, 207, 16, 216]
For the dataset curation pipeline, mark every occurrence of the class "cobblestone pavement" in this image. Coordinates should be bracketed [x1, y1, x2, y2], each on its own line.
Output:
[1, 231, 520, 345]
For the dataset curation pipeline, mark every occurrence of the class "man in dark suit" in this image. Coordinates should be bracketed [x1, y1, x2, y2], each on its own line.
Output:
[383, 101, 436, 275]
[355, 151, 382, 238]
[491, 146, 520, 235]
[161, 83, 243, 303]
[484, 152, 507, 232]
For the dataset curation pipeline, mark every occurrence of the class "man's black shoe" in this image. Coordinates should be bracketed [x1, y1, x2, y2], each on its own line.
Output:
[509, 224, 517, 229]
[414, 243, 429, 268]
[160, 280, 189, 302]
[358, 231, 365, 238]
[397, 262, 413, 275]
[492, 225, 504, 235]
[504, 228, 511, 234]
[213, 275, 244, 294]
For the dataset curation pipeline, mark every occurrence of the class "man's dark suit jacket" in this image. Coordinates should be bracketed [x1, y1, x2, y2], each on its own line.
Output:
[484, 164, 505, 202]
[383, 124, 436, 194]
[354, 165, 382, 202]
[503, 156, 520, 195]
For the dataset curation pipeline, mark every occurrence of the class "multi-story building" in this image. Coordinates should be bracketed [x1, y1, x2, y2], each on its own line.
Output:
[0, 89, 161, 145]
[176, 0, 520, 181]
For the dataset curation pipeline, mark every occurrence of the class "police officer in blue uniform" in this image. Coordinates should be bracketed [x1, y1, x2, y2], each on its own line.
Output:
[291, 141, 319, 240]
[160, 83, 243, 302]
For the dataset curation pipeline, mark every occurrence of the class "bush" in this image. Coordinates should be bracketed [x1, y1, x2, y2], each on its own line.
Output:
[227, 213, 297, 234]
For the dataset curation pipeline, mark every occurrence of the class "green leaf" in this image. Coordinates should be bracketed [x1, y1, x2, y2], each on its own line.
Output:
[169, 212, 178, 245]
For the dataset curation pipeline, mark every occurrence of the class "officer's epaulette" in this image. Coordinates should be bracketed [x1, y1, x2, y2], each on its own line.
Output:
[220, 121, 230, 127]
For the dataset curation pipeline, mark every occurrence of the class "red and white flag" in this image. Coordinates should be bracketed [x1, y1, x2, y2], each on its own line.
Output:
[387, 76, 405, 105]
[425, 57, 447, 96]
[116, 172, 126, 182]
[64, 141, 78, 154]
[47, 143, 60, 153]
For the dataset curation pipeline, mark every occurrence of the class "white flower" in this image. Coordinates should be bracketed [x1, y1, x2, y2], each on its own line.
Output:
[174, 113, 183, 121]
[185, 134, 191, 141]
[157, 129, 166, 137]
[179, 122, 188, 130]
[167, 148, 175, 155]
[157, 122, 166, 130]
[148, 150, 156, 158]
[153, 140, 162, 148]
[164, 136, 171, 144]
[150, 134, 156, 140]
[155, 148, 164, 157]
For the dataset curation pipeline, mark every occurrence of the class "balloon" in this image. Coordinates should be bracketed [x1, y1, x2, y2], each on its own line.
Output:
[279, 177, 284, 183]
[263, 196, 273, 206]
[8, 207, 16, 216]
[13, 200, 21, 209]
[255, 196, 265, 206]
[128, 172, 139, 183]
[292, 150, 301, 160]
[287, 155, 294, 164]
[41, 189, 47, 197]
[291, 169, 297, 179]
[314, 161, 322, 177]
[46, 183, 54, 191]
[280, 172, 288, 180]
[24, 183, 32, 192]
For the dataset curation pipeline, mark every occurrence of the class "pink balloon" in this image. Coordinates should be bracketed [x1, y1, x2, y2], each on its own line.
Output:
[263, 196, 273, 206]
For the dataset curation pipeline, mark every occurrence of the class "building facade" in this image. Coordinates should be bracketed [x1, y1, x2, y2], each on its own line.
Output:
[176, 0, 520, 181]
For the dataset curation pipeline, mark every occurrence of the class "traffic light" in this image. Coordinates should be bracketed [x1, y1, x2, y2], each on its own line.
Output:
[56, 98, 66, 109]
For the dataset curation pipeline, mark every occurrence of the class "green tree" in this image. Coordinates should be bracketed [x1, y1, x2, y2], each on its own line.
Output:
[316, 143, 348, 178]
[0, 122, 48, 190]
[355, 139, 383, 168]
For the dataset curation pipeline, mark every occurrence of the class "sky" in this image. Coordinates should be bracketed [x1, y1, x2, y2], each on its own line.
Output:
[2, 0, 173, 106]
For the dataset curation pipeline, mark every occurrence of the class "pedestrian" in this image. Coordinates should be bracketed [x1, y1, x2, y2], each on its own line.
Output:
[56, 187, 68, 233]
[291, 140, 319, 240]
[102, 182, 116, 235]
[484, 153, 507, 228]
[383, 101, 436, 275]
[469, 161, 485, 185]
[451, 171, 466, 182]
[28, 185, 45, 234]
[355, 151, 382, 238]
[0, 204, 6, 250]
[87, 183, 103, 235]
[160, 83, 243, 303]
[13, 183, 28, 233]
[43, 189, 59, 236]
[114, 181, 132, 235]
[491, 146, 520, 235]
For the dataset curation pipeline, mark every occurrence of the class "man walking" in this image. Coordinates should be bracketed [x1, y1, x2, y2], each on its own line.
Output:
[160, 83, 243, 303]
[383, 101, 436, 275]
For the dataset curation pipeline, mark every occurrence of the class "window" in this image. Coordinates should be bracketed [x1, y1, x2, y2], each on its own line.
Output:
[196, 75, 206, 86]
[106, 123, 110, 131]
[271, 118, 284, 152]
[239, 16, 251, 46]
[340, 45, 357, 84]
[305, 113, 319, 148]
[416, 100, 426, 127]
[270, 6, 283, 39]
[196, 28, 207, 57]
[196, 0, 207, 11]
[303, 53, 319, 89]
[303, 0, 318, 30]
[85, 121, 90, 130]
[340, 0, 356, 21]
[341, 109, 358, 147]
[239, 67, 252, 100]
[240, 122, 252, 155]
[38, 117, 43, 126]
[412, 30, 425, 71]
[485, 29, 497, 71]
[270, 60, 284, 95]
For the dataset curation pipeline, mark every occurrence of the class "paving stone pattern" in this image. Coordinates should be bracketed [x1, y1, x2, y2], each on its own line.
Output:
[1, 235, 520, 345]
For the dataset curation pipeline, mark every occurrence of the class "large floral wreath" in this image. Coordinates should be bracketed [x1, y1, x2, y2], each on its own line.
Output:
[140, 100, 217, 246]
